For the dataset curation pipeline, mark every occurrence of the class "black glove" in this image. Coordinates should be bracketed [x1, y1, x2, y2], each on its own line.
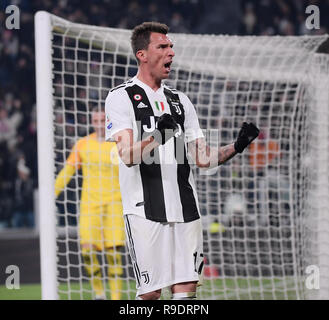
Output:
[153, 113, 179, 145]
[234, 122, 259, 153]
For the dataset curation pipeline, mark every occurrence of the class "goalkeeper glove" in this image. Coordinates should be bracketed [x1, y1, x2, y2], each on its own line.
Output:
[234, 122, 259, 153]
[153, 113, 179, 145]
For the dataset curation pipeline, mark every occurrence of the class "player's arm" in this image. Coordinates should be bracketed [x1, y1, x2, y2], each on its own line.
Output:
[113, 114, 178, 167]
[188, 138, 236, 168]
[105, 90, 153, 167]
[54, 141, 81, 196]
[188, 122, 260, 169]
[180, 91, 259, 168]
[55, 164, 76, 197]
[112, 129, 157, 167]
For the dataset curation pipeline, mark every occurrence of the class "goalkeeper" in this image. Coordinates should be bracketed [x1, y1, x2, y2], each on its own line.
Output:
[55, 106, 125, 300]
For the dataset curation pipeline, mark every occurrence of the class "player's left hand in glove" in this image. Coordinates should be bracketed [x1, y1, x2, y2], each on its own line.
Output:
[234, 122, 259, 153]
[153, 113, 179, 145]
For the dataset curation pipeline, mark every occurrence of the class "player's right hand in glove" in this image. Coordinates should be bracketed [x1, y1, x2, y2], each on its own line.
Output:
[153, 113, 179, 145]
[234, 122, 259, 153]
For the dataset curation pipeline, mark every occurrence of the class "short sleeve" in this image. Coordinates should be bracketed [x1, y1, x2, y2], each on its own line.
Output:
[105, 89, 133, 141]
[179, 92, 204, 143]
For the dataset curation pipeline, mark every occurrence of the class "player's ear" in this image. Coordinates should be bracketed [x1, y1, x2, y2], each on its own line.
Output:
[136, 49, 147, 64]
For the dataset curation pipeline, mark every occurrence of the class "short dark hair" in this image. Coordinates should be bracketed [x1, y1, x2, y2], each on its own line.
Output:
[90, 104, 103, 113]
[131, 22, 169, 61]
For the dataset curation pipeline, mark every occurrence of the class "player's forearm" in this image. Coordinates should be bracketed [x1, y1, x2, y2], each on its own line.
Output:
[54, 164, 75, 197]
[190, 139, 237, 169]
[203, 144, 237, 168]
[216, 143, 237, 166]
[120, 136, 160, 167]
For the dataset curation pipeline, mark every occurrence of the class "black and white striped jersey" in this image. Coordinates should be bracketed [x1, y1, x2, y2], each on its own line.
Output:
[105, 76, 204, 223]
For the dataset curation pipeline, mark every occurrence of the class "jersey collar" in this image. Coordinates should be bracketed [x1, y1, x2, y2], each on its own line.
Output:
[133, 76, 164, 95]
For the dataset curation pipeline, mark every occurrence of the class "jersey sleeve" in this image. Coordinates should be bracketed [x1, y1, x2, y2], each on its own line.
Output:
[179, 92, 204, 143]
[54, 139, 82, 197]
[54, 164, 76, 197]
[105, 89, 133, 142]
[66, 139, 82, 168]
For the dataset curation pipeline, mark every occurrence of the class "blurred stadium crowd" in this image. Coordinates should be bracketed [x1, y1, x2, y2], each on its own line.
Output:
[0, 0, 328, 228]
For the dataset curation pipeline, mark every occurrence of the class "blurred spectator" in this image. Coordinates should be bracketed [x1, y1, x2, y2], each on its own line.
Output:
[248, 131, 280, 174]
[11, 156, 34, 228]
[243, 2, 257, 34]
[2, 30, 19, 61]
[170, 12, 189, 33]
[0, 99, 23, 150]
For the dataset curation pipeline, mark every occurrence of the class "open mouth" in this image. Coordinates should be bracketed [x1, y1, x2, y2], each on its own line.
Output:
[164, 61, 172, 72]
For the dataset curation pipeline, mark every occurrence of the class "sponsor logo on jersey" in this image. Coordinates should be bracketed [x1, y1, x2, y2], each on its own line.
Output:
[134, 94, 142, 101]
[155, 101, 165, 112]
[137, 102, 148, 109]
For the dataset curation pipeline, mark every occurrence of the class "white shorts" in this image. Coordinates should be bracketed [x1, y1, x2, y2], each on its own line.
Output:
[124, 214, 204, 296]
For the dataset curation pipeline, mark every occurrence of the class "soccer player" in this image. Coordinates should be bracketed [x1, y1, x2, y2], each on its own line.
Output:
[105, 22, 259, 300]
[55, 106, 125, 300]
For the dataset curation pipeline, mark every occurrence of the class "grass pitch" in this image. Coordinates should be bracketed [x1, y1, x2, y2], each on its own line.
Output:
[0, 278, 300, 300]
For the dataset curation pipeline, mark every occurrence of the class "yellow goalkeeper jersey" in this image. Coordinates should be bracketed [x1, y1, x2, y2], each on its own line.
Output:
[55, 132, 121, 206]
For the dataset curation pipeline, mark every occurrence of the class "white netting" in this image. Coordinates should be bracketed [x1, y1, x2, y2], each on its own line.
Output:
[43, 13, 329, 299]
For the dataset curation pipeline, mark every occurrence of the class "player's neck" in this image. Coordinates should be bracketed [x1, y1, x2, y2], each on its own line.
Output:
[95, 130, 104, 141]
[136, 69, 162, 91]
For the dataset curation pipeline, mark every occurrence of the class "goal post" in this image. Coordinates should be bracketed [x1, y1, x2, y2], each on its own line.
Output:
[35, 11, 58, 300]
[35, 11, 329, 300]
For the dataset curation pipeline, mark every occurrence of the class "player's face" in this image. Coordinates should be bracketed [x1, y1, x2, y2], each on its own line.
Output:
[91, 110, 105, 138]
[145, 32, 175, 80]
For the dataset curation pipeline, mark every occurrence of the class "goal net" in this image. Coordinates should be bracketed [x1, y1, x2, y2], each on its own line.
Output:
[35, 11, 329, 300]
